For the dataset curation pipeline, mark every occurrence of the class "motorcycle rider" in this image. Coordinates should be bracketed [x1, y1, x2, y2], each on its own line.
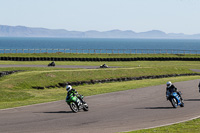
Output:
[66, 85, 84, 106]
[166, 81, 182, 100]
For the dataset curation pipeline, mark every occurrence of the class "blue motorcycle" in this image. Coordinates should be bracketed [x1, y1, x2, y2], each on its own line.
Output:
[166, 91, 184, 108]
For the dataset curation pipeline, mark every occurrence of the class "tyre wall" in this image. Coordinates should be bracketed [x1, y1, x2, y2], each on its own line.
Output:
[1, 57, 200, 61]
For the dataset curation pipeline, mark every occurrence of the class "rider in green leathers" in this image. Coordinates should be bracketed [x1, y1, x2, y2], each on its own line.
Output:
[66, 85, 84, 106]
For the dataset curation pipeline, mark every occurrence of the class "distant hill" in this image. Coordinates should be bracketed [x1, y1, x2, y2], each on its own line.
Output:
[0, 25, 199, 39]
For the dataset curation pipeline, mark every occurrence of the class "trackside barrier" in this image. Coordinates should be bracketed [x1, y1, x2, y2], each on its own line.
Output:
[1, 57, 200, 61]
[1, 49, 200, 54]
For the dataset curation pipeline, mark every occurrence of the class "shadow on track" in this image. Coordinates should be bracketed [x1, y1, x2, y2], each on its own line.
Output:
[43, 111, 73, 113]
[136, 107, 173, 109]
[184, 99, 200, 101]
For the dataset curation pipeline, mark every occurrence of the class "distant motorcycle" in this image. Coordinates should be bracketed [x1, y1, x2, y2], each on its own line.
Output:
[66, 94, 89, 113]
[48, 61, 55, 67]
[166, 91, 184, 108]
[100, 64, 108, 68]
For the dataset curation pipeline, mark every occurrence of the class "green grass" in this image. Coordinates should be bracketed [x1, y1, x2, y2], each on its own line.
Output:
[125, 118, 200, 133]
[1, 53, 200, 58]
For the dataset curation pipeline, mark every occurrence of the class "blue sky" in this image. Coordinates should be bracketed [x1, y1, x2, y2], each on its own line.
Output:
[0, 0, 200, 34]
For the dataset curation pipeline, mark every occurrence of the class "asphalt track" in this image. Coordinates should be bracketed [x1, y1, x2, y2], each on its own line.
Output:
[1, 79, 200, 133]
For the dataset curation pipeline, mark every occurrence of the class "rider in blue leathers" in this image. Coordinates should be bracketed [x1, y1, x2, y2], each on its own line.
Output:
[166, 81, 182, 100]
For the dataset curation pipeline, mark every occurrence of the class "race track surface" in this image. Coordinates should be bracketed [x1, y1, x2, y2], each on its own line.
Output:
[1, 79, 200, 133]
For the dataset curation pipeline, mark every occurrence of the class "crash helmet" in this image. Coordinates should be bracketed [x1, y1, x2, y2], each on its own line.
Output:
[66, 85, 72, 91]
[166, 81, 172, 88]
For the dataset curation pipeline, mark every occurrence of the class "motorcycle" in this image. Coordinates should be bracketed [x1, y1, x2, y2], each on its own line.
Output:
[166, 91, 184, 108]
[48, 61, 55, 67]
[100, 64, 108, 68]
[66, 94, 89, 113]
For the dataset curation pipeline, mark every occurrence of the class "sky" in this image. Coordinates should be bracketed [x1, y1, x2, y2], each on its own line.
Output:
[0, 0, 200, 34]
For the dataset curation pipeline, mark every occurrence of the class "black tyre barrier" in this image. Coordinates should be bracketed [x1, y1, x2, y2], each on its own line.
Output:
[10, 57, 14, 61]
[1, 57, 200, 61]
[54, 57, 58, 61]
[22, 57, 26, 61]
[40, 57, 44, 61]
[0, 70, 24, 78]
[60, 58, 64, 61]
[16, 57, 19, 61]
[70, 58, 74, 61]
[79, 58, 83, 61]
[32, 57, 36, 61]
[50, 57, 54, 61]
[32, 86, 45, 90]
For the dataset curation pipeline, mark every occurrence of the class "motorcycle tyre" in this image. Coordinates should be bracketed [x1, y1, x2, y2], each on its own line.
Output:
[69, 102, 79, 113]
[180, 102, 184, 107]
[83, 103, 89, 111]
[171, 97, 178, 108]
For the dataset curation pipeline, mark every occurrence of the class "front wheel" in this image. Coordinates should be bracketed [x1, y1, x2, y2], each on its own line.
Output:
[69, 102, 79, 113]
[83, 103, 89, 111]
[180, 102, 184, 107]
[171, 97, 178, 108]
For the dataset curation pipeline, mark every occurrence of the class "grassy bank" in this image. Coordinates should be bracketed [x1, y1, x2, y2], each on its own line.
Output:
[0, 66, 193, 90]
[1, 76, 199, 109]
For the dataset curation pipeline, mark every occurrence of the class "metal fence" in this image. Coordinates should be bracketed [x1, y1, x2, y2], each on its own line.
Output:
[0, 49, 200, 54]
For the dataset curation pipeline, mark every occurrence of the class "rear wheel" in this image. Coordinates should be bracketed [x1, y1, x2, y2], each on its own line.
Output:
[70, 102, 79, 113]
[171, 97, 178, 108]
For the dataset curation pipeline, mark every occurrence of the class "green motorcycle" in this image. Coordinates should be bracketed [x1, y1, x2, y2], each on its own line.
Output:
[66, 94, 89, 113]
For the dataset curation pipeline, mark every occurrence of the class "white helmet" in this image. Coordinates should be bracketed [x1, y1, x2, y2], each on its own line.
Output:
[66, 85, 72, 91]
[166, 81, 172, 88]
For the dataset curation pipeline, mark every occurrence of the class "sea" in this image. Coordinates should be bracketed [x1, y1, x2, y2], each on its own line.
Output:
[0, 37, 200, 54]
